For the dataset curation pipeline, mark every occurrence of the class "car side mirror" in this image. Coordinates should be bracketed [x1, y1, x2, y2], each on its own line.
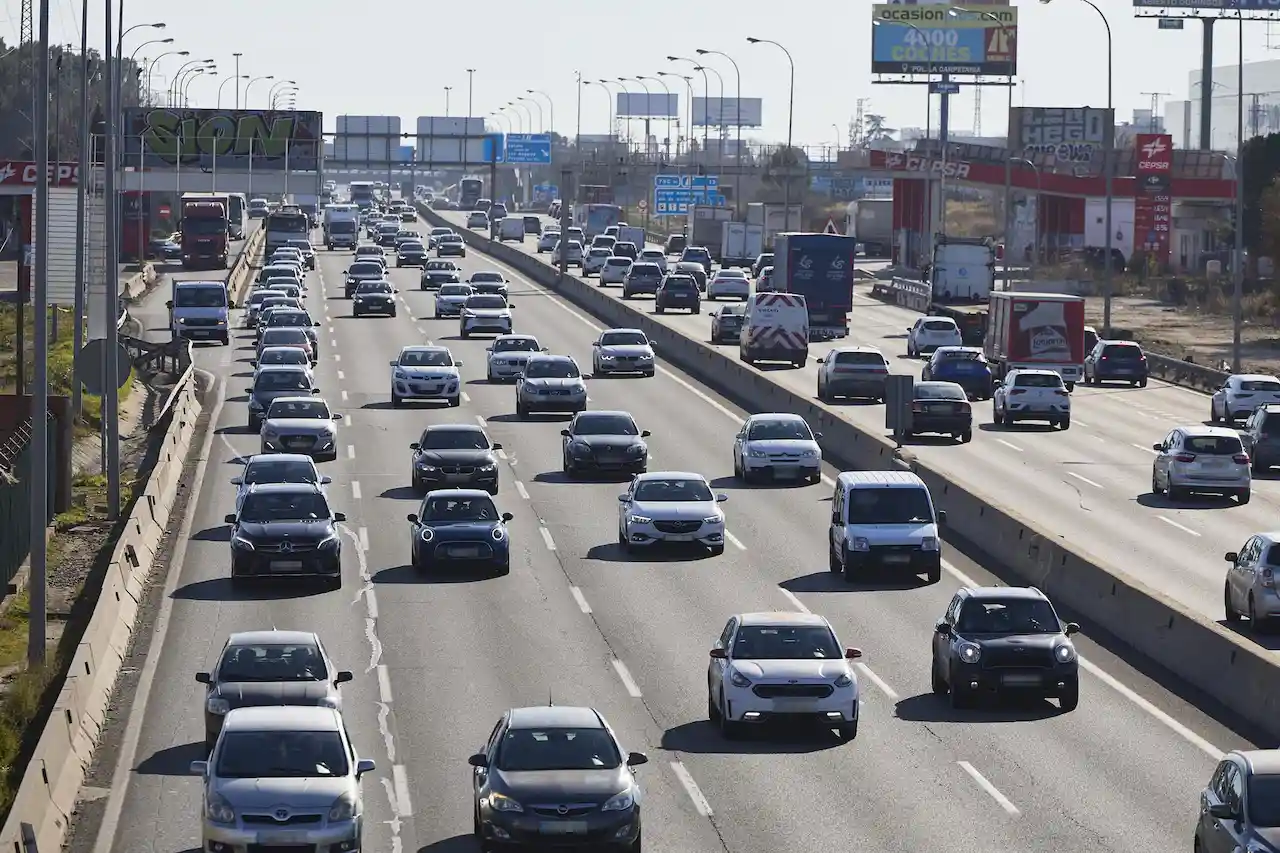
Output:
[1226, 551, 1239, 562]
[485, 347, 492, 352]
[223, 513, 236, 525]
[641, 430, 651, 438]
[541, 347, 549, 352]
[708, 648, 727, 659]
[716, 493, 728, 502]
[190, 760, 209, 776]
[454, 361, 463, 367]
[166, 300, 174, 309]
[332, 413, 343, 420]
[333, 512, 346, 522]
[626, 752, 649, 767]
[248, 359, 258, 366]
[617, 494, 628, 502]
[1152, 443, 1163, 451]
[491, 442, 503, 451]
[937, 510, 947, 525]
[314, 321, 321, 326]
[592, 341, 601, 346]
[501, 512, 515, 522]
[468, 753, 489, 768]
[244, 387, 253, 394]
[342, 269, 347, 274]
[1064, 622, 1080, 635]
[935, 621, 952, 636]
[318, 476, 333, 487]
[561, 429, 571, 437]
[844, 648, 862, 660]
[335, 670, 354, 684]
[312, 388, 320, 394]
[1208, 802, 1236, 820]
[230, 477, 243, 486]
[356, 758, 376, 777]
[389, 360, 397, 367]
[195, 671, 211, 684]
[407, 513, 418, 523]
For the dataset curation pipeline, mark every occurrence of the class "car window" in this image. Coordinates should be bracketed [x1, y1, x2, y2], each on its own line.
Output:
[243, 458, 318, 486]
[398, 350, 452, 367]
[267, 399, 330, 419]
[524, 359, 579, 379]
[600, 332, 646, 346]
[493, 338, 538, 353]
[633, 478, 713, 502]
[420, 495, 497, 521]
[1241, 380, 1280, 392]
[747, 419, 812, 441]
[240, 490, 329, 522]
[261, 329, 307, 345]
[956, 597, 1061, 634]
[629, 264, 661, 276]
[216, 730, 348, 779]
[1012, 373, 1064, 389]
[664, 277, 696, 289]
[218, 642, 327, 682]
[1184, 435, 1243, 455]
[914, 383, 966, 400]
[420, 429, 488, 450]
[1102, 343, 1142, 359]
[356, 281, 392, 294]
[254, 371, 311, 392]
[923, 320, 957, 332]
[844, 487, 932, 524]
[259, 349, 308, 366]
[731, 625, 841, 660]
[606, 258, 631, 266]
[495, 727, 621, 772]
[834, 350, 886, 366]
[573, 413, 639, 436]
[466, 295, 508, 310]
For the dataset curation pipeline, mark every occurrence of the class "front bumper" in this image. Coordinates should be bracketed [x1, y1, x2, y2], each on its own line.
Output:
[462, 317, 513, 334]
[438, 246, 466, 256]
[353, 299, 396, 315]
[595, 357, 654, 375]
[396, 256, 427, 267]
[261, 434, 337, 459]
[174, 323, 229, 340]
[624, 519, 723, 548]
[414, 537, 509, 567]
[518, 391, 586, 413]
[724, 684, 858, 724]
[202, 816, 361, 853]
[480, 805, 640, 849]
[845, 545, 940, 574]
[951, 660, 1078, 698]
[230, 546, 341, 579]
[742, 457, 821, 479]
[567, 450, 647, 473]
[393, 378, 460, 401]
[413, 465, 499, 491]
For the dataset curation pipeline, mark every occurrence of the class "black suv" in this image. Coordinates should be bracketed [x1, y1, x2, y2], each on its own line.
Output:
[655, 274, 701, 314]
[225, 483, 345, 589]
[1083, 339, 1148, 386]
[1241, 404, 1280, 472]
[931, 586, 1080, 711]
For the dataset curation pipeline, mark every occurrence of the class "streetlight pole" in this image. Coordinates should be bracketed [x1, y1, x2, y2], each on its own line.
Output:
[695, 65, 724, 156]
[183, 68, 212, 106]
[169, 58, 209, 106]
[658, 72, 694, 157]
[667, 56, 708, 158]
[509, 100, 532, 134]
[467, 69, 476, 121]
[444, 86, 453, 117]
[72, 0, 92, 418]
[747, 37, 796, 216]
[145, 50, 187, 105]
[267, 79, 296, 106]
[243, 74, 274, 107]
[621, 77, 653, 152]
[272, 88, 297, 109]
[527, 89, 554, 136]
[696, 48, 743, 206]
[585, 80, 613, 140]
[218, 74, 247, 108]
[638, 76, 671, 157]
[30, 0, 51, 667]
[1234, 11, 1245, 370]
[490, 112, 510, 135]
[176, 64, 211, 107]
[520, 96, 543, 133]
[598, 80, 627, 142]
[232, 52, 242, 108]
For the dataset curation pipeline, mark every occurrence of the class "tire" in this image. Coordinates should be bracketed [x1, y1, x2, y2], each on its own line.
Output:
[1167, 484, 1186, 501]
[693, 306, 701, 315]
[516, 404, 528, 420]
[927, 562, 941, 583]
[1210, 402, 1219, 424]
[931, 656, 948, 694]
[1139, 377, 1148, 388]
[709, 544, 725, 556]
[949, 681, 972, 710]
[487, 483, 499, 496]
[718, 692, 743, 739]
[707, 690, 721, 723]
[1239, 489, 1252, 505]
[838, 719, 858, 740]
[829, 542, 841, 573]
[655, 305, 665, 314]
[818, 383, 830, 403]
[448, 395, 461, 408]
[1058, 680, 1079, 712]
[959, 430, 972, 443]
[1225, 584, 1240, 622]
[1059, 417, 1071, 430]
[1151, 471, 1163, 495]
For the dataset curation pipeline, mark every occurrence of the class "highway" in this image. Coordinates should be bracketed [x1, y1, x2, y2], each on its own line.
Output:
[81, 206, 1260, 853]
[435, 209, 1276, 643]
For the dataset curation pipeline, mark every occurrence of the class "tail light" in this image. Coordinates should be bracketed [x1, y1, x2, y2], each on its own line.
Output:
[1174, 453, 1197, 463]
[1139, 355, 1147, 362]
[1099, 356, 1108, 361]
[1234, 453, 1251, 464]
[1264, 568, 1275, 589]
[958, 401, 972, 413]
[1009, 389, 1026, 396]
[911, 402, 925, 413]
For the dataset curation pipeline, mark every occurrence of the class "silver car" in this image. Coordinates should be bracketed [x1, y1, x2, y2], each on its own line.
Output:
[231, 453, 330, 514]
[1152, 425, 1251, 503]
[486, 334, 547, 382]
[536, 229, 560, 253]
[433, 283, 473, 318]
[252, 345, 311, 378]
[192, 706, 374, 853]
[1224, 532, 1280, 629]
[515, 354, 588, 418]
[617, 471, 727, 555]
[733, 413, 822, 484]
[260, 396, 342, 461]
[591, 328, 655, 377]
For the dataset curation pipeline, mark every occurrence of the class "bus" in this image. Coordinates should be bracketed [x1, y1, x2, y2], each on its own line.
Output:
[349, 181, 376, 210]
[265, 209, 310, 255]
[574, 203, 624, 240]
[459, 177, 484, 210]
[579, 185, 614, 205]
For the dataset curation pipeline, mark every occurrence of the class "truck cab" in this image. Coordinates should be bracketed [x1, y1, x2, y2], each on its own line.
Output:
[169, 280, 230, 345]
[180, 199, 230, 270]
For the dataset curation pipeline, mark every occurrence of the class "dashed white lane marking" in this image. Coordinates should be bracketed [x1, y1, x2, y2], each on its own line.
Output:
[341, 390, 349, 402]
[723, 530, 747, 551]
[351, 481, 362, 500]
[539, 525, 557, 551]
[957, 761, 1020, 816]
[496, 448, 508, 460]
[344, 414, 352, 426]
[461, 391, 471, 403]
[611, 659, 643, 697]
[1067, 471, 1104, 489]
[376, 664, 393, 703]
[854, 662, 900, 701]
[347, 444, 356, 460]
[475, 415, 487, 427]
[328, 326, 335, 334]
[392, 764, 414, 817]
[570, 586, 592, 613]
[358, 526, 370, 552]
[333, 353, 341, 362]
[1133, 443, 1159, 454]
[779, 588, 809, 613]
[995, 438, 1023, 452]
[1072, 418, 1087, 427]
[670, 761, 713, 817]
[1157, 515, 1200, 537]
[514, 480, 530, 500]
[365, 589, 379, 619]
[417, 325, 427, 335]
[337, 370, 345, 380]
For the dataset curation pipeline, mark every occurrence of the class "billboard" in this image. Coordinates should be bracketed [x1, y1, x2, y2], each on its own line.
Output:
[1008, 107, 1114, 164]
[120, 108, 322, 171]
[1133, 0, 1280, 7]
[416, 117, 502, 165]
[616, 92, 678, 118]
[871, 4, 1018, 77]
[332, 116, 401, 165]
[1134, 134, 1173, 263]
[691, 97, 763, 127]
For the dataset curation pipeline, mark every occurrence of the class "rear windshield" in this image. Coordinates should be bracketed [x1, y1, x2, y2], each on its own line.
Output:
[1102, 344, 1142, 359]
[915, 383, 966, 400]
[606, 258, 631, 266]
[1184, 435, 1243, 455]
[834, 351, 886, 366]
[1241, 380, 1280, 392]
[923, 320, 957, 331]
[629, 264, 661, 276]
[1014, 373, 1063, 388]
[349, 262, 382, 276]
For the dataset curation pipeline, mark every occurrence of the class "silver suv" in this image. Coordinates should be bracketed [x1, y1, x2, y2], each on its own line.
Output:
[192, 705, 374, 853]
[1151, 425, 1251, 503]
[1196, 750, 1280, 853]
[1224, 532, 1280, 630]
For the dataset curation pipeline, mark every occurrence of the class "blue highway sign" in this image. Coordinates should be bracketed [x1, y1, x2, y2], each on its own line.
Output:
[505, 133, 552, 164]
[653, 188, 727, 216]
[653, 174, 719, 190]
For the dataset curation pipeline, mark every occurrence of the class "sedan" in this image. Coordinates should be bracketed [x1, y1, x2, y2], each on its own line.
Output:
[427, 227, 454, 248]
[515, 355, 588, 418]
[708, 268, 750, 300]
[256, 327, 315, 365]
[396, 239, 428, 267]
[592, 328, 655, 377]
[434, 283, 473, 318]
[733, 413, 822, 483]
[536, 230, 560, 253]
[352, 280, 398, 317]
[343, 260, 386, 297]
[1211, 374, 1280, 423]
[460, 294, 513, 338]
[485, 334, 547, 382]
[467, 211, 489, 229]
[259, 396, 343, 460]
[909, 381, 974, 443]
[638, 248, 667, 273]
[710, 303, 746, 344]
[410, 423, 502, 494]
[466, 271, 509, 300]
[617, 472, 727, 555]
[407, 490, 513, 573]
[436, 234, 466, 257]
[284, 239, 316, 269]
[562, 410, 650, 478]
[551, 240, 584, 267]
[420, 260, 461, 290]
[230, 453, 330, 514]
[224, 483, 344, 587]
[246, 367, 318, 431]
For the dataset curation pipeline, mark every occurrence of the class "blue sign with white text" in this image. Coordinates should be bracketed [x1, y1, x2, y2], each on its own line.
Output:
[505, 133, 552, 164]
[481, 134, 504, 163]
[653, 188, 726, 215]
[653, 174, 719, 189]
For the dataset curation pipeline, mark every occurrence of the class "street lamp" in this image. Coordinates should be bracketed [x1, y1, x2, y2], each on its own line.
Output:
[508, 100, 531, 134]
[267, 79, 296, 104]
[696, 48, 744, 194]
[271, 87, 297, 109]
[747, 37, 796, 215]
[693, 65, 724, 161]
[526, 89, 554, 136]
[489, 111, 510, 135]
[667, 56, 707, 155]
[444, 86, 453, 117]
[831, 123, 841, 159]
[620, 77, 653, 151]
[657, 72, 694, 156]
[243, 75, 275, 107]
[183, 68, 214, 107]
[146, 50, 187, 106]
[217, 74, 248, 108]
[598, 80, 627, 141]
[130, 37, 171, 65]
[519, 96, 542, 133]
[467, 69, 477, 120]
[170, 58, 213, 107]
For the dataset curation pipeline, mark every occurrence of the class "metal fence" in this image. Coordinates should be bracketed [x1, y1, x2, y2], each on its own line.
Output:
[0, 414, 57, 588]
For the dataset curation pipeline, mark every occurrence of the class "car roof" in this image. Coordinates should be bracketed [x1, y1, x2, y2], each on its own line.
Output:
[266, 395, 322, 405]
[254, 364, 310, 373]
[244, 453, 314, 465]
[922, 316, 959, 324]
[245, 481, 324, 495]
[1010, 368, 1060, 377]
[634, 470, 705, 482]
[915, 381, 965, 392]
[601, 328, 643, 336]
[836, 470, 927, 488]
[223, 705, 342, 732]
[961, 585, 1049, 601]
[495, 333, 537, 341]
[832, 345, 884, 355]
[1179, 425, 1242, 438]
[1232, 373, 1278, 382]
[424, 423, 483, 432]
[1236, 749, 1280, 775]
[400, 345, 450, 354]
[746, 412, 806, 424]
[423, 488, 494, 500]
[576, 409, 634, 419]
[508, 705, 604, 730]
[227, 629, 318, 646]
[528, 353, 574, 363]
[737, 611, 830, 628]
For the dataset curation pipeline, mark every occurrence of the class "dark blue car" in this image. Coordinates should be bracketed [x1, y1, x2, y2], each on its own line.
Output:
[921, 347, 993, 399]
[407, 489, 513, 574]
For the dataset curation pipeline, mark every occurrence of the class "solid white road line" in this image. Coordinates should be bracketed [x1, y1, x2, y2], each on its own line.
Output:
[1157, 515, 1200, 537]
[669, 761, 714, 817]
[475, 414, 487, 427]
[779, 588, 810, 613]
[1072, 418, 1088, 427]
[514, 480, 530, 500]
[376, 663, 393, 703]
[570, 586, 592, 614]
[351, 480, 362, 500]
[358, 526, 370, 552]
[1066, 471, 1104, 489]
[957, 761, 1020, 815]
[347, 444, 356, 460]
[392, 764, 413, 817]
[995, 439, 1023, 452]
[611, 659, 642, 697]
[723, 530, 747, 551]
[539, 526, 557, 551]
[854, 662, 899, 701]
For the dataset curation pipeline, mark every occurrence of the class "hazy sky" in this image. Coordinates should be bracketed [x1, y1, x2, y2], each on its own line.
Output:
[16, 0, 1280, 145]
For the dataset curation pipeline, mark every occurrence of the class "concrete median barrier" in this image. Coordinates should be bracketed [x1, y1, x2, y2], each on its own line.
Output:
[419, 200, 1280, 742]
[228, 228, 266, 306]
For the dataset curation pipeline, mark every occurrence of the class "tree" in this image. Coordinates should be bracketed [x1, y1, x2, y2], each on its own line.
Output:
[1258, 178, 1280, 263]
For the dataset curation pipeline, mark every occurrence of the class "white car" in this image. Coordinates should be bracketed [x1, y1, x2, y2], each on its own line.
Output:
[460, 293, 513, 338]
[598, 256, 632, 285]
[433, 283, 474, 318]
[552, 240, 584, 267]
[1152, 425, 1251, 503]
[583, 247, 611, 276]
[244, 289, 288, 325]
[732, 412, 822, 483]
[536, 230, 560, 253]
[251, 345, 311, 377]
[230, 453, 330, 514]
[616, 471, 727, 555]
[906, 316, 963, 357]
[486, 334, 547, 382]
[708, 268, 751, 300]
[389, 345, 462, 408]
[592, 328, 655, 377]
[1211, 373, 1280, 423]
[638, 248, 667, 273]
[993, 368, 1071, 428]
[259, 396, 342, 461]
[707, 611, 861, 739]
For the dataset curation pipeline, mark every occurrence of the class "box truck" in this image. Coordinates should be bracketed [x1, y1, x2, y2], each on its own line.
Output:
[774, 232, 856, 340]
[180, 194, 229, 269]
[746, 203, 802, 248]
[721, 222, 764, 268]
[984, 291, 1086, 388]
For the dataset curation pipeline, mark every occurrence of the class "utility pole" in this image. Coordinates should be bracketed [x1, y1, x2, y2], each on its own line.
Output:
[71, 0, 89, 418]
[29, 0, 51, 668]
[1141, 92, 1171, 131]
[103, 0, 121, 519]
[233, 52, 242, 108]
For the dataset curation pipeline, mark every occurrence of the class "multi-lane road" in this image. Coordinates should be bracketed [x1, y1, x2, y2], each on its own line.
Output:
[435, 210, 1275, 640]
[70, 205, 1263, 853]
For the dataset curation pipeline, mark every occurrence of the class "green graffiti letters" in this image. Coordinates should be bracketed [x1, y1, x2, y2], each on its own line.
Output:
[133, 109, 317, 165]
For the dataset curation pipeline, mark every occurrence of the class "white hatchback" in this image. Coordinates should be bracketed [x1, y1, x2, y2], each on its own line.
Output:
[599, 256, 632, 285]
[907, 317, 962, 357]
[1211, 374, 1280, 424]
[993, 368, 1071, 428]
[638, 248, 668, 273]
[708, 268, 751, 300]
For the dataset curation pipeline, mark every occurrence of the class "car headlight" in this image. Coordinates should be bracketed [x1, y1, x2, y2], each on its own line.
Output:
[600, 355, 616, 361]
[328, 793, 357, 821]
[748, 448, 766, 458]
[176, 317, 187, 325]
[628, 515, 651, 524]
[628, 444, 646, 455]
[478, 463, 496, 471]
[702, 514, 723, 525]
[800, 448, 818, 458]
[1054, 643, 1076, 663]
[317, 695, 341, 709]
[729, 670, 752, 688]
[601, 789, 635, 812]
[419, 527, 434, 542]
[231, 534, 255, 551]
[957, 642, 982, 664]
[206, 792, 236, 824]
[491, 526, 505, 542]
[206, 696, 230, 715]
[834, 672, 854, 689]
[317, 533, 340, 550]
[920, 536, 939, 552]
[417, 463, 438, 472]
[487, 793, 523, 813]
[851, 536, 870, 552]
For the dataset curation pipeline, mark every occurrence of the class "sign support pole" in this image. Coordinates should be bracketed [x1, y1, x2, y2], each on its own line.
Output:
[103, 0, 120, 520]
[29, 0, 51, 668]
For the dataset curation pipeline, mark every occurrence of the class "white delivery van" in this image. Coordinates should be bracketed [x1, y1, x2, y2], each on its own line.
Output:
[498, 217, 526, 242]
[828, 470, 946, 583]
[618, 225, 646, 250]
[739, 291, 809, 368]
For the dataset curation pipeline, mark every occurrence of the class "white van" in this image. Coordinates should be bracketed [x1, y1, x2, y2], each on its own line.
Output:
[828, 471, 946, 583]
[498, 216, 526, 243]
[739, 292, 809, 368]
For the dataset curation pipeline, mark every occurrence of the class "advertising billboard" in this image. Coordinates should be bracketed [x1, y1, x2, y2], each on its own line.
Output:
[616, 92, 678, 118]
[1133, 0, 1280, 8]
[1134, 133, 1173, 263]
[416, 116, 501, 165]
[1008, 107, 1114, 163]
[120, 108, 322, 171]
[691, 97, 763, 127]
[871, 4, 1018, 77]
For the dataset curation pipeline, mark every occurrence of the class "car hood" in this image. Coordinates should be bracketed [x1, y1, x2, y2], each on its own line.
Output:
[569, 436, 645, 452]
[236, 520, 336, 539]
[354, 291, 394, 300]
[490, 351, 534, 362]
[424, 270, 458, 279]
[494, 768, 630, 803]
[599, 345, 653, 358]
[464, 309, 511, 318]
[214, 775, 351, 809]
[414, 449, 495, 466]
[437, 294, 469, 302]
[965, 633, 1060, 650]
[395, 366, 457, 378]
[399, 247, 426, 254]
[422, 520, 501, 541]
[744, 439, 818, 454]
[630, 500, 717, 520]
[521, 378, 583, 390]
[213, 680, 331, 706]
[730, 659, 849, 681]
[262, 418, 335, 434]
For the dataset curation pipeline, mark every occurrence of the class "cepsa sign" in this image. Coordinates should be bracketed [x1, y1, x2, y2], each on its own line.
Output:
[0, 161, 80, 187]
[120, 108, 323, 172]
[870, 4, 1017, 77]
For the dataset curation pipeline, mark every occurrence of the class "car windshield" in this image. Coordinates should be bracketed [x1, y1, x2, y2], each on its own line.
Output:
[420, 495, 498, 521]
[240, 490, 330, 522]
[243, 459, 318, 486]
[731, 625, 841, 660]
[421, 429, 488, 450]
[349, 263, 382, 276]
[217, 642, 327, 682]
[937, 348, 984, 362]
[440, 285, 472, 296]
[923, 320, 958, 332]
[216, 730, 348, 779]
[1013, 373, 1064, 389]
[440, 235, 461, 243]
[466, 295, 508, 310]
[495, 727, 621, 772]
[431, 229, 451, 236]
[718, 304, 746, 317]
[914, 383, 966, 401]
[748, 419, 813, 441]
[634, 478, 713, 502]
[261, 330, 307, 346]
[254, 371, 311, 392]
[356, 248, 381, 257]
[525, 359, 578, 379]
[956, 597, 1061, 635]
[400, 241, 424, 250]
[1240, 380, 1280, 392]
[259, 349, 308, 366]
[834, 350, 885, 366]
[845, 487, 933, 524]
[399, 350, 452, 367]
[267, 399, 330, 419]
[589, 249, 610, 258]
[494, 338, 538, 353]
[574, 414, 639, 436]
[267, 312, 310, 327]
[1184, 435, 1244, 454]
[262, 300, 298, 311]
[1248, 774, 1280, 826]
[356, 282, 392, 294]
[471, 272, 503, 282]
[426, 262, 455, 271]
[600, 332, 646, 346]
[174, 286, 226, 308]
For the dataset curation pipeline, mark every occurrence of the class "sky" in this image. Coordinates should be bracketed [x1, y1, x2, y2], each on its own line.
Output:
[15, 0, 1280, 146]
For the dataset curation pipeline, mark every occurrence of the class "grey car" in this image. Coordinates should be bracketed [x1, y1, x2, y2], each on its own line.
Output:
[192, 706, 373, 853]
[485, 334, 547, 382]
[434, 283, 473, 318]
[515, 355, 588, 418]
[621, 262, 663, 299]
[260, 395, 343, 461]
[195, 629, 352, 751]
[246, 366, 318, 430]
[1224, 532, 1280, 630]
[1195, 750, 1280, 853]
[591, 328, 655, 377]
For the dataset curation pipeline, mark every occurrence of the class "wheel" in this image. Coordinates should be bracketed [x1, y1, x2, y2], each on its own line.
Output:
[1151, 471, 1163, 495]
[927, 562, 941, 583]
[643, 369, 654, 377]
[1058, 680, 1079, 712]
[693, 306, 701, 315]
[487, 483, 499, 496]
[959, 430, 972, 443]
[1239, 489, 1252, 505]
[709, 544, 725, 556]
[838, 719, 858, 740]
[992, 405, 1004, 426]
[828, 542, 841, 573]
[949, 680, 972, 709]
[707, 690, 721, 723]
[818, 383, 830, 403]
[718, 692, 742, 739]
[931, 656, 948, 694]
[655, 305, 665, 314]
[461, 328, 470, 339]
[389, 309, 397, 317]
[1210, 402, 1220, 423]
[841, 547, 857, 582]
[1059, 417, 1071, 430]
[448, 395, 461, 408]
[1139, 377, 1148, 387]
[1225, 584, 1240, 622]
[487, 370, 495, 382]
[516, 404, 528, 420]
[1167, 483, 1186, 501]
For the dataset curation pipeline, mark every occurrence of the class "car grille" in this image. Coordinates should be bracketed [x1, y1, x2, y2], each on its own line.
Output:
[654, 520, 701, 534]
[766, 452, 806, 461]
[255, 538, 321, 553]
[980, 646, 1054, 669]
[752, 683, 834, 699]
[529, 804, 598, 818]
[248, 846, 317, 853]
[440, 465, 475, 475]
[869, 544, 917, 556]
[185, 317, 218, 327]
[242, 813, 323, 826]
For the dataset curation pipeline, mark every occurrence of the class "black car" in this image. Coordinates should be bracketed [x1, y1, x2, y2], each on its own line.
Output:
[710, 303, 746, 344]
[1083, 340, 1149, 387]
[561, 410, 650, 478]
[469, 705, 647, 851]
[396, 240, 428, 267]
[352, 280, 397, 317]
[376, 227, 401, 247]
[224, 483, 345, 589]
[664, 233, 687, 255]
[410, 424, 502, 494]
[931, 585, 1080, 710]
[344, 260, 386, 297]
[246, 366, 317, 430]
[467, 271, 509, 300]
[436, 234, 467, 257]
[907, 380, 972, 442]
[195, 629, 351, 753]
[521, 215, 542, 236]
[655, 274, 701, 314]
[407, 489, 513, 573]
[1240, 404, 1280, 471]
[613, 240, 638, 261]
[421, 260, 461, 290]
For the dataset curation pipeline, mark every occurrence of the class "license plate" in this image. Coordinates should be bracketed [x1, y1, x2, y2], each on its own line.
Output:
[258, 833, 299, 844]
[773, 465, 800, 476]
[1114, 368, 1132, 374]
[271, 560, 304, 571]
[882, 553, 911, 564]
[446, 473, 471, 482]
[773, 698, 818, 711]
[928, 403, 952, 413]
[665, 534, 695, 542]
[1001, 672, 1041, 686]
[539, 821, 588, 835]
[1204, 459, 1227, 469]
[450, 545, 481, 558]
